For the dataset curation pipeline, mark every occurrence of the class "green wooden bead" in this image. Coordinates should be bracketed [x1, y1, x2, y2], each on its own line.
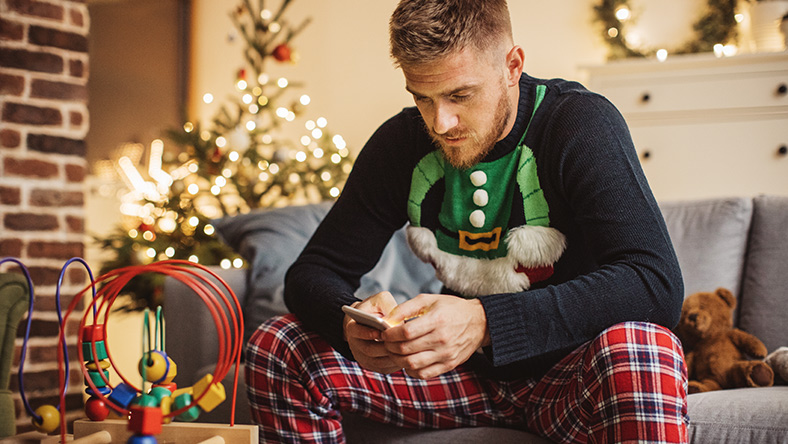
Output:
[172, 393, 200, 422]
[81, 340, 108, 361]
[86, 369, 110, 388]
[148, 386, 171, 404]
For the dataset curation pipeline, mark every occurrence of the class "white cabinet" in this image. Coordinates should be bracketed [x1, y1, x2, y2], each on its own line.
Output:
[584, 52, 788, 200]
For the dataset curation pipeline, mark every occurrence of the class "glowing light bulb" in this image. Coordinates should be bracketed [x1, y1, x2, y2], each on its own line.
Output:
[146, 248, 156, 258]
[300, 95, 311, 105]
[237, 79, 248, 90]
[246, 120, 256, 131]
[296, 151, 307, 162]
[313, 148, 324, 158]
[204, 224, 215, 235]
[312, 128, 323, 139]
[329, 187, 340, 197]
[216, 136, 227, 148]
[301, 136, 311, 146]
[189, 216, 199, 227]
[233, 258, 244, 268]
[608, 27, 619, 38]
[316, 117, 327, 128]
[615, 7, 630, 21]
[187, 183, 199, 194]
[656, 49, 668, 62]
[277, 77, 288, 88]
[165, 247, 175, 257]
[228, 151, 240, 162]
[183, 122, 194, 132]
[305, 120, 316, 131]
[189, 255, 199, 263]
[220, 259, 232, 269]
[203, 93, 214, 104]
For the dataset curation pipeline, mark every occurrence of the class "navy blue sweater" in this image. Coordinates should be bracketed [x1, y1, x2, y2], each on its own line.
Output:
[284, 74, 683, 379]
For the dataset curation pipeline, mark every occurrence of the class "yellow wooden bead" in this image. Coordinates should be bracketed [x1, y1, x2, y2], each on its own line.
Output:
[32, 405, 59, 434]
[85, 359, 111, 371]
[159, 395, 173, 424]
[138, 351, 176, 383]
[192, 373, 226, 412]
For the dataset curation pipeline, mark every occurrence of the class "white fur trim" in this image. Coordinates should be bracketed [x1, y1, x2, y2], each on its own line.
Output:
[406, 225, 567, 296]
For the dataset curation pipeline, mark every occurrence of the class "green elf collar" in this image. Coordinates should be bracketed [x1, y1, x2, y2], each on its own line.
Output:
[406, 84, 567, 297]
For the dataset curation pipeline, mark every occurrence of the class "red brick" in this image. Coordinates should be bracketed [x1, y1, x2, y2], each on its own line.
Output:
[4, 157, 59, 178]
[29, 25, 87, 53]
[0, 73, 24, 96]
[8, 0, 64, 20]
[4, 213, 59, 231]
[69, 111, 82, 127]
[2, 102, 62, 126]
[16, 343, 79, 368]
[65, 215, 83, 233]
[0, 186, 22, 205]
[68, 59, 84, 78]
[30, 189, 84, 207]
[0, 239, 24, 257]
[27, 134, 85, 156]
[69, 8, 84, 27]
[28, 241, 84, 259]
[31, 79, 87, 101]
[0, 47, 63, 74]
[65, 164, 85, 182]
[0, 129, 21, 148]
[0, 18, 24, 41]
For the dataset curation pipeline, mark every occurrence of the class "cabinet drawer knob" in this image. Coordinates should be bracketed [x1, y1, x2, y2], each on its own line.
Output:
[777, 84, 787, 96]
[640, 92, 651, 103]
[779, 145, 787, 156]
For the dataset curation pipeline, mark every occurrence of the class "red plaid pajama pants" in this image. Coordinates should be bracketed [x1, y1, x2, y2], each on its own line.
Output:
[245, 314, 689, 443]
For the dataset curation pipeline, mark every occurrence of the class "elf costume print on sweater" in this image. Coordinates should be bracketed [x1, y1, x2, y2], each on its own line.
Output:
[406, 85, 566, 297]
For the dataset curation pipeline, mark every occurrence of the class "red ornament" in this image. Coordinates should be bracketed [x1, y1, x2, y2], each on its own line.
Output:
[237, 68, 247, 81]
[272, 43, 292, 62]
[85, 396, 110, 421]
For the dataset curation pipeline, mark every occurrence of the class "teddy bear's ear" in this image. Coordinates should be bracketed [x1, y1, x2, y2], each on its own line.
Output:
[715, 287, 737, 309]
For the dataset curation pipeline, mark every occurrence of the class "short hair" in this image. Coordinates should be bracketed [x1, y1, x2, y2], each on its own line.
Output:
[389, 0, 513, 67]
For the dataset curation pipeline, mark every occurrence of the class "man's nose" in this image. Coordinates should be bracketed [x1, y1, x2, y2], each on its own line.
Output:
[432, 103, 459, 135]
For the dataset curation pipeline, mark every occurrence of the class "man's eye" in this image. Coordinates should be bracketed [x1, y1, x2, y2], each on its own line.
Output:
[451, 94, 469, 102]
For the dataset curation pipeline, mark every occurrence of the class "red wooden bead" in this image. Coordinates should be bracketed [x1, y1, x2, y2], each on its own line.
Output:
[127, 405, 162, 436]
[85, 396, 110, 421]
[80, 324, 105, 342]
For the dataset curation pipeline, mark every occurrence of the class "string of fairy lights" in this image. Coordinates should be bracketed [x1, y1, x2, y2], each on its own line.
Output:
[594, 0, 741, 60]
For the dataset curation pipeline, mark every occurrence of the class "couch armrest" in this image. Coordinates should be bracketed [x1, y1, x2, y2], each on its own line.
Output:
[163, 267, 247, 384]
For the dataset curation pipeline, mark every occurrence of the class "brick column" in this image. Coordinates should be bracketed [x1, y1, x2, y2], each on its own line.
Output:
[1, 0, 89, 433]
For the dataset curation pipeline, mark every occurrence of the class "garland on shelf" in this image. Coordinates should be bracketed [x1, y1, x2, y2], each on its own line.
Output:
[593, 0, 738, 59]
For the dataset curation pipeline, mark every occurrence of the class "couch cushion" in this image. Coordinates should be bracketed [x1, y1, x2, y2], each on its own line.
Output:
[687, 387, 788, 443]
[738, 195, 788, 352]
[658, 198, 753, 299]
[215, 202, 440, 340]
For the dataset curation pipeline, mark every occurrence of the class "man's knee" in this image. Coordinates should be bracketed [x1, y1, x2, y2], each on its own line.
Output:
[246, 314, 303, 363]
[591, 321, 686, 373]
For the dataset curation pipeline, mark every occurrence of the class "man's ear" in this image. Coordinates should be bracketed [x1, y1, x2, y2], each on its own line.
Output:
[505, 45, 525, 86]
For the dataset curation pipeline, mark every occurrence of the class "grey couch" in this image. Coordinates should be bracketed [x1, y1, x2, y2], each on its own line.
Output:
[165, 195, 788, 443]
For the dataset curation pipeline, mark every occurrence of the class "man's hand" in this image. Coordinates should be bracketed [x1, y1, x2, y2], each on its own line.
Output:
[343, 291, 401, 374]
[381, 293, 490, 380]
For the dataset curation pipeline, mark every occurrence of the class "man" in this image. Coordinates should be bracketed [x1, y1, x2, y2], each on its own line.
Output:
[245, 0, 689, 442]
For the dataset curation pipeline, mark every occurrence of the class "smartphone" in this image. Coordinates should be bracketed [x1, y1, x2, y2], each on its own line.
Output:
[341, 305, 391, 331]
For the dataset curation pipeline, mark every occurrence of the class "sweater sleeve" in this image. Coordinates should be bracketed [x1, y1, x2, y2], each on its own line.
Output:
[480, 91, 684, 367]
[284, 112, 418, 359]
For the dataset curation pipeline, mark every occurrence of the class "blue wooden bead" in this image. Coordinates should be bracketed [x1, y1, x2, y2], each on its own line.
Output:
[108, 382, 138, 409]
[127, 435, 158, 444]
[84, 386, 111, 396]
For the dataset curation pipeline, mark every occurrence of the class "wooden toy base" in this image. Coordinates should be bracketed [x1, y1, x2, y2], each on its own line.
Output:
[73, 420, 258, 443]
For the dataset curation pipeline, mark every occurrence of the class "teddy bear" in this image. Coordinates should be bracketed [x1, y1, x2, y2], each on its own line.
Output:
[674, 287, 774, 393]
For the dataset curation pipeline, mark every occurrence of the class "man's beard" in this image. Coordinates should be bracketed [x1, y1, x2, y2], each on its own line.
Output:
[431, 88, 512, 170]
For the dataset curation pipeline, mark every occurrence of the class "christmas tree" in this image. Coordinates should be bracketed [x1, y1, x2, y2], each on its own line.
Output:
[96, 0, 354, 310]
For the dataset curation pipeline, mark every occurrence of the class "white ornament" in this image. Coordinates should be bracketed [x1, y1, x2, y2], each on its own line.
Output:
[470, 170, 487, 187]
[473, 189, 489, 207]
[470, 209, 486, 228]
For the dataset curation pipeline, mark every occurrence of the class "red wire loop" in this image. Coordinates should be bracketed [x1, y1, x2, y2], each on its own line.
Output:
[57, 260, 244, 441]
